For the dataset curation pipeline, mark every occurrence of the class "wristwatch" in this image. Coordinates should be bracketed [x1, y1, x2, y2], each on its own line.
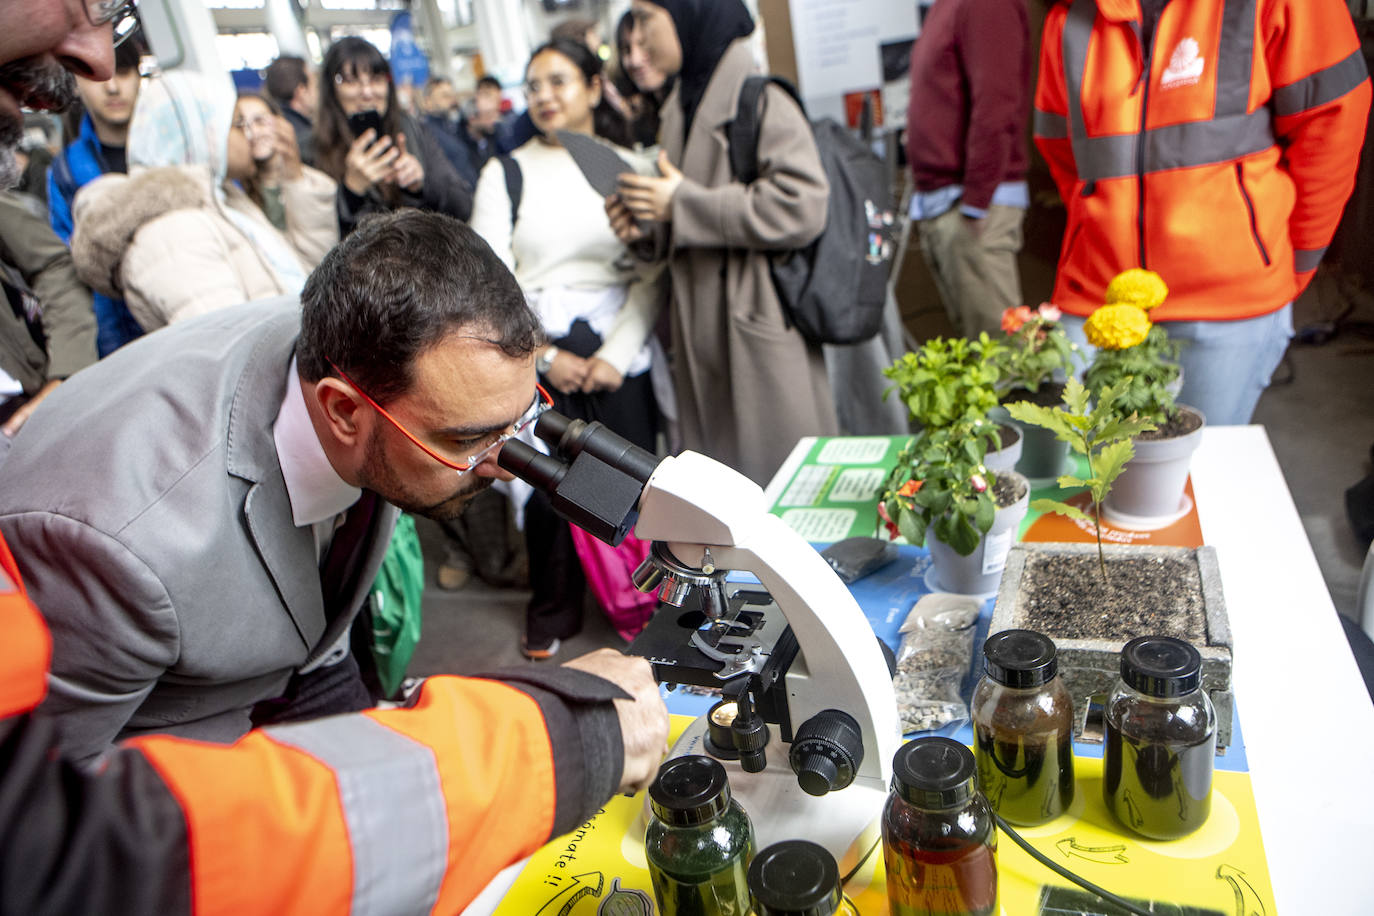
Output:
[535, 346, 558, 376]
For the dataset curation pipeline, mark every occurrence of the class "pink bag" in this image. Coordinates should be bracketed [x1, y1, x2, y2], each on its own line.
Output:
[568, 526, 658, 641]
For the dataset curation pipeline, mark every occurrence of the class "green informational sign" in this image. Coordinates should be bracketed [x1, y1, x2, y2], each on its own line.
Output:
[768, 436, 906, 541]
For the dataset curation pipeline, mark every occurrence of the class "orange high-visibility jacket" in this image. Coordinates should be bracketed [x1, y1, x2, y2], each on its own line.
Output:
[0, 535, 623, 915]
[1034, 0, 1370, 321]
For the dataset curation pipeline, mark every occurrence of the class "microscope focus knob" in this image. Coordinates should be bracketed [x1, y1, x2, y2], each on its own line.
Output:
[789, 709, 864, 797]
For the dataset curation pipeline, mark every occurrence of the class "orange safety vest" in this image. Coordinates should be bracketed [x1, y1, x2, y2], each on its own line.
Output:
[1034, 0, 1370, 321]
[0, 531, 582, 914]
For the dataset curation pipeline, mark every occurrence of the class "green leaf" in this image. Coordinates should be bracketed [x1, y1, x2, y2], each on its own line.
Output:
[1057, 475, 1089, 489]
[1030, 498, 1092, 522]
[1094, 438, 1136, 487]
[1063, 377, 1090, 414]
[897, 505, 924, 545]
[947, 514, 981, 556]
[973, 492, 995, 532]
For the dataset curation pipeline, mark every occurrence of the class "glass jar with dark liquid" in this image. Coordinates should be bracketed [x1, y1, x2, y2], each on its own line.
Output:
[971, 629, 1075, 826]
[1104, 635, 1216, 840]
[882, 737, 997, 916]
[646, 755, 755, 915]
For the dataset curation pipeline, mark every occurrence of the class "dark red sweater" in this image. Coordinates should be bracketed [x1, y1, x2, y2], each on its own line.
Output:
[905, 0, 1031, 211]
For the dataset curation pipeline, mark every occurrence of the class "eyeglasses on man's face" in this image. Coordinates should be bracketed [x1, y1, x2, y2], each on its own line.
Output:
[325, 359, 552, 476]
[86, 0, 140, 47]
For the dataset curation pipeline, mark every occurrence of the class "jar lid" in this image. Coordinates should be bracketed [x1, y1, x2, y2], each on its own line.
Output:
[1120, 635, 1202, 697]
[983, 629, 1058, 688]
[648, 755, 730, 826]
[891, 736, 976, 809]
[747, 840, 842, 916]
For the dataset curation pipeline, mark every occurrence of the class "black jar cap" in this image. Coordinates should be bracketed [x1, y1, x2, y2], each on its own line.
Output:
[1120, 635, 1202, 697]
[649, 755, 730, 826]
[983, 629, 1058, 688]
[891, 736, 976, 809]
[748, 840, 841, 916]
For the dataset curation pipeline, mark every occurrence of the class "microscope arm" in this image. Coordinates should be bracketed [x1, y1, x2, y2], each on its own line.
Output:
[635, 452, 899, 785]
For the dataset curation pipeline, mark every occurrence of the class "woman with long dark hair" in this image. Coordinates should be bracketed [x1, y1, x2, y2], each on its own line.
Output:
[613, 9, 672, 149]
[469, 38, 664, 659]
[314, 36, 472, 235]
[610, 0, 836, 487]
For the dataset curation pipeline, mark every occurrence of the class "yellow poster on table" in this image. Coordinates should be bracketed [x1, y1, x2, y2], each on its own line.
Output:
[494, 719, 1275, 915]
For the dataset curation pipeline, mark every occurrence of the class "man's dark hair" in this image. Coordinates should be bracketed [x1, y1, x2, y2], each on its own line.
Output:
[475, 75, 503, 93]
[423, 75, 452, 92]
[264, 55, 309, 106]
[297, 209, 543, 404]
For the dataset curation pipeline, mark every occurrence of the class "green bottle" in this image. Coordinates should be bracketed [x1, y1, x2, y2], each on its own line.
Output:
[646, 755, 755, 916]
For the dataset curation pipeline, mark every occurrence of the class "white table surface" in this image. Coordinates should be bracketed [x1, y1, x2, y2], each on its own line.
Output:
[1189, 426, 1374, 912]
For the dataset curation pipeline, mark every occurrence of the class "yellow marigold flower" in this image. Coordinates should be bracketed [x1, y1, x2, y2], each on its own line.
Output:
[1105, 268, 1168, 311]
[1085, 304, 1152, 350]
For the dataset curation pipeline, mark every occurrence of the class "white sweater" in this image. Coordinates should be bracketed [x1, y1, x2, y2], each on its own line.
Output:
[469, 138, 662, 376]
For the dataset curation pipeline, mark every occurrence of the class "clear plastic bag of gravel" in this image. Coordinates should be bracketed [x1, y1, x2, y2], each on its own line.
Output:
[892, 593, 981, 734]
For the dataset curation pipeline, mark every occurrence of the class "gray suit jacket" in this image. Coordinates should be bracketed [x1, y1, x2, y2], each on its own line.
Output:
[0, 298, 398, 763]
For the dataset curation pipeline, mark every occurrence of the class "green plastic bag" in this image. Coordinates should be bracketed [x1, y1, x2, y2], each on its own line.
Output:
[367, 513, 424, 698]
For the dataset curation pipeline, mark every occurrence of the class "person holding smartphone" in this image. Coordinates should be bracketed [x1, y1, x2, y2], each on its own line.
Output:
[233, 92, 338, 270]
[313, 36, 473, 236]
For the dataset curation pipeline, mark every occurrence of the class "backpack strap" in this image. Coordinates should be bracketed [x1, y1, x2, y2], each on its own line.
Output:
[498, 153, 522, 226]
[727, 75, 807, 185]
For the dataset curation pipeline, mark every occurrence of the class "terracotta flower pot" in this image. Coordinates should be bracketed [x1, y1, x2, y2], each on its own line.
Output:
[927, 471, 1030, 596]
[1104, 405, 1206, 525]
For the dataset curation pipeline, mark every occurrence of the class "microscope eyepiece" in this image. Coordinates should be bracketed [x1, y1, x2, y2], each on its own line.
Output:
[534, 413, 659, 485]
[496, 439, 567, 491]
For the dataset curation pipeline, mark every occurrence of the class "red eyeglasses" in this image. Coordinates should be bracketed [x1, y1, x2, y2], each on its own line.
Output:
[326, 359, 552, 476]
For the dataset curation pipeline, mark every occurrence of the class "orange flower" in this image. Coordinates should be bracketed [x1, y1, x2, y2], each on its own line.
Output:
[1001, 305, 1034, 334]
[897, 479, 923, 497]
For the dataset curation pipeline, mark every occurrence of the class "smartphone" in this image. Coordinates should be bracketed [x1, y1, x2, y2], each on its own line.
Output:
[347, 110, 385, 139]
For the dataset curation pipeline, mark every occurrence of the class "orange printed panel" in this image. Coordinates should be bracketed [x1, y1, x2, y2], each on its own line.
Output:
[1022, 478, 1204, 549]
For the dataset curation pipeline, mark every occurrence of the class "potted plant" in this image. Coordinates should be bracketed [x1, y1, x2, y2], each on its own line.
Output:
[996, 374, 1234, 748]
[1078, 270, 1204, 525]
[878, 428, 1030, 596]
[883, 334, 1018, 471]
[993, 302, 1084, 479]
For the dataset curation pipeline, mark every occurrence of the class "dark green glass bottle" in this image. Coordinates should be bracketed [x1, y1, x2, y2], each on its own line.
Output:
[646, 755, 755, 916]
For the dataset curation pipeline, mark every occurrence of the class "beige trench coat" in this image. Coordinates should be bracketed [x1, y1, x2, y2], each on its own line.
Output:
[662, 39, 838, 485]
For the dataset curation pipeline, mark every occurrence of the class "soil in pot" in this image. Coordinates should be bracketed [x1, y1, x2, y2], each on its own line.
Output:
[1000, 384, 1071, 480]
[1000, 382, 1065, 409]
[1135, 407, 1204, 442]
[984, 422, 1023, 473]
[1015, 553, 1206, 643]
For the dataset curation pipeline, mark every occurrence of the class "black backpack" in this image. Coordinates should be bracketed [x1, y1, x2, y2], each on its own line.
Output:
[727, 76, 896, 345]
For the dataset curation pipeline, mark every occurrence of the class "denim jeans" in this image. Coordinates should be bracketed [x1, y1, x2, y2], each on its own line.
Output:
[1061, 304, 1293, 426]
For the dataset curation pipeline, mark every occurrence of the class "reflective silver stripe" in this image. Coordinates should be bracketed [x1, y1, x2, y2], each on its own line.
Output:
[1294, 247, 1326, 272]
[1214, 0, 1257, 118]
[1063, 0, 1275, 181]
[1034, 108, 1068, 139]
[1063, 0, 1096, 161]
[266, 716, 448, 916]
[1272, 50, 1370, 117]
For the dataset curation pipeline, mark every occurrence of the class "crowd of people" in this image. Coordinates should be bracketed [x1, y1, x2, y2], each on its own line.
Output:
[0, 0, 1369, 909]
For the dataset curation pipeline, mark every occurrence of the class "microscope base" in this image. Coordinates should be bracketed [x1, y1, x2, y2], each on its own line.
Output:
[659, 715, 887, 874]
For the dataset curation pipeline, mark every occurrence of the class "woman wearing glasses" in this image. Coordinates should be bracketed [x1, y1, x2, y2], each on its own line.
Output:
[70, 71, 333, 331]
[470, 38, 665, 660]
[231, 92, 338, 269]
[313, 36, 472, 237]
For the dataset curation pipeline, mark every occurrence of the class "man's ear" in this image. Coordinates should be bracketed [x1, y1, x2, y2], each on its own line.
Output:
[313, 377, 369, 447]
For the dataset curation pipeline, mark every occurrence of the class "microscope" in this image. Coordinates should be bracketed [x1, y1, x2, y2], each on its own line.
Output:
[500, 412, 899, 870]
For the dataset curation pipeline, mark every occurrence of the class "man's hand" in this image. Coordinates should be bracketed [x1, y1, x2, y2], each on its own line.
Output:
[604, 194, 644, 244]
[561, 649, 668, 795]
[616, 150, 683, 223]
[544, 349, 590, 395]
[389, 133, 425, 192]
[1, 379, 59, 438]
[343, 130, 399, 195]
[581, 357, 624, 393]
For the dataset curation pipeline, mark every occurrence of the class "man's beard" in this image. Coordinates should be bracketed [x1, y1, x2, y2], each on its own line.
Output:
[0, 56, 77, 190]
[361, 429, 494, 521]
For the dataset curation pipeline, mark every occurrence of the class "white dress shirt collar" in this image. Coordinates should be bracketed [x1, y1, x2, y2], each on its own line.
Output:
[273, 356, 361, 528]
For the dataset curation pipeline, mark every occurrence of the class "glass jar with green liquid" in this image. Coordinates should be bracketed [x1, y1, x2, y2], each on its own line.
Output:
[646, 755, 755, 916]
